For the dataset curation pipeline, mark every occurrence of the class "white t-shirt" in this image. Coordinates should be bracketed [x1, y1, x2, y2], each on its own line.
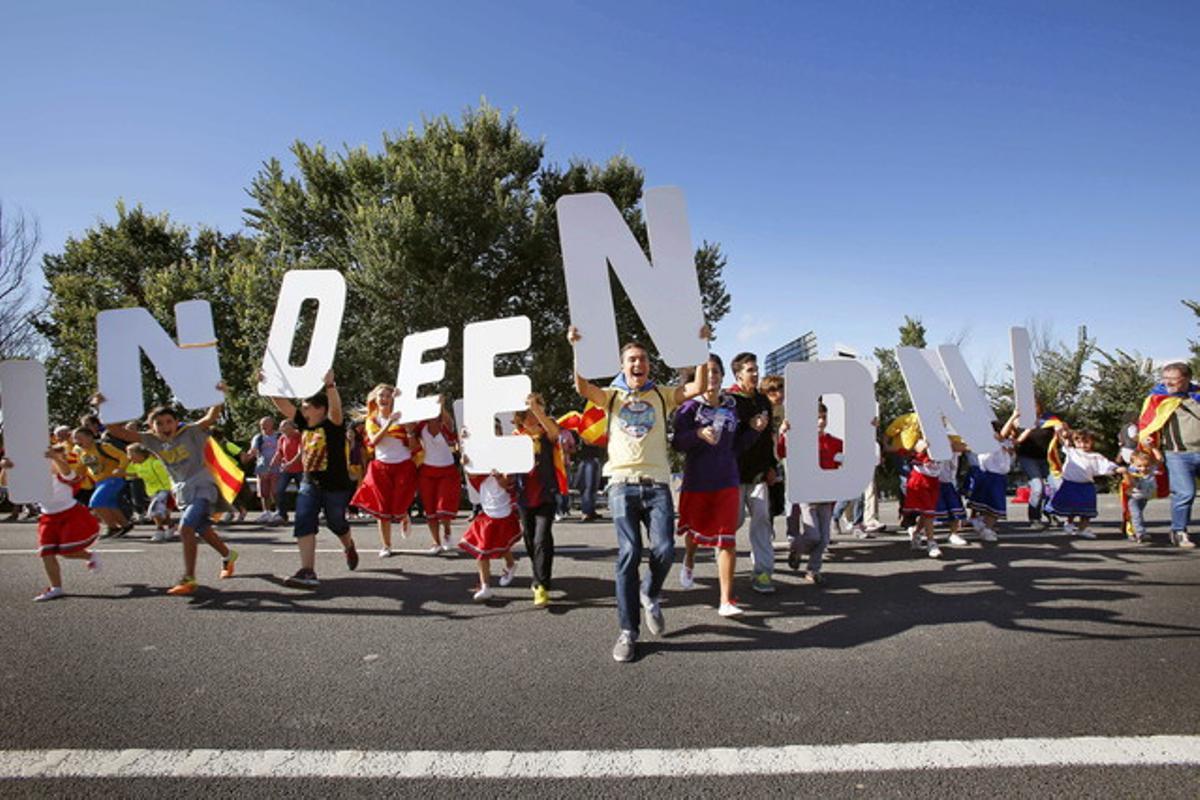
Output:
[1060, 448, 1119, 483]
[420, 427, 455, 468]
[40, 472, 80, 515]
[937, 453, 960, 483]
[371, 414, 412, 464]
[978, 443, 1014, 475]
[478, 475, 513, 519]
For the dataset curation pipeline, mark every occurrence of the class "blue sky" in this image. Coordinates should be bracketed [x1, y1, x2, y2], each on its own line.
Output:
[2, 1, 1197, 376]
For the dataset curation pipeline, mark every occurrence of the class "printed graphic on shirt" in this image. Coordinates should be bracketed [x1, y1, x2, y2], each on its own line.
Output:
[694, 396, 738, 443]
[303, 429, 328, 473]
[616, 399, 657, 440]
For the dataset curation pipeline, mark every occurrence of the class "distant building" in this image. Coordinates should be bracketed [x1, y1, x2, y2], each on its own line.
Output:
[764, 331, 818, 376]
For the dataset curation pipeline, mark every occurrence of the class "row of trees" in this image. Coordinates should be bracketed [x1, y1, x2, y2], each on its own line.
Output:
[3, 102, 1198, 458]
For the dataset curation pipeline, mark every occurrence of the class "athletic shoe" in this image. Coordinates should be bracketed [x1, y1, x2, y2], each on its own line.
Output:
[750, 573, 775, 594]
[970, 517, 985, 533]
[255, 511, 273, 524]
[852, 526, 873, 539]
[718, 602, 744, 617]
[267, 511, 284, 525]
[1063, 522, 1077, 535]
[34, 586, 64, 602]
[948, 533, 968, 546]
[86, 552, 101, 573]
[427, 545, 442, 555]
[678, 565, 695, 589]
[612, 630, 636, 663]
[927, 543, 943, 559]
[151, 529, 168, 543]
[219, 548, 239, 579]
[582, 513, 601, 522]
[378, 547, 393, 558]
[472, 585, 494, 602]
[532, 585, 550, 607]
[910, 531, 925, 550]
[864, 522, 887, 533]
[787, 549, 802, 571]
[499, 563, 517, 587]
[344, 545, 359, 571]
[802, 571, 825, 586]
[642, 595, 666, 636]
[1074, 528, 1096, 540]
[439, 543, 453, 554]
[442, 534, 455, 548]
[981, 527, 998, 543]
[166, 577, 198, 595]
[1172, 531, 1195, 549]
[284, 569, 319, 589]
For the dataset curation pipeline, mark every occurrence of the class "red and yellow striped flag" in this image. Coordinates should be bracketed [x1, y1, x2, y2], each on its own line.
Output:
[557, 401, 609, 448]
[203, 437, 244, 505]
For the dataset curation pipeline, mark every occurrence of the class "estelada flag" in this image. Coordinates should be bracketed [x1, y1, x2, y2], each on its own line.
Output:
[557, 401, 609, 448]
[1138, 381, 1200, 445]
[203, 436, 244, 505]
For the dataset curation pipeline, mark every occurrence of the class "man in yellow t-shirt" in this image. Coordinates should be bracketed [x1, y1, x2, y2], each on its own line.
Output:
[568, 324, 709, 663]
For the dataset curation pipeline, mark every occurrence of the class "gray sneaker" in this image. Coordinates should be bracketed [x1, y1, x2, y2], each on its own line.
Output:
[1171, 531, 1195, 548]
[612, 631, 637, 662]
[645, 601, 666, 636]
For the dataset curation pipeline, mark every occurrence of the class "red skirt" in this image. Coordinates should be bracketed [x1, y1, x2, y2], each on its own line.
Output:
[418, 463, 461, 520]
[38, 503, 100, 556]
[458, 513, 521, 560]
[677, 486, 740, 549]
[904, 472, 940, 517]
[352, 459, 417, 522]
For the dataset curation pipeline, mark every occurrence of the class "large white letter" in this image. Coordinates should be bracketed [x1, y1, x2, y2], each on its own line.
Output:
[394, 327, 449, 424]
[258, 270, 346, 399]
[0, 360, 53, 502]
[896, 345, 996, 460]
[783, 360, 878, 504]
[557, 186, 707, 378]
[461, 316, 533, 474]
[1010, 326, 1037, 430]
[96, 300, 223, 422]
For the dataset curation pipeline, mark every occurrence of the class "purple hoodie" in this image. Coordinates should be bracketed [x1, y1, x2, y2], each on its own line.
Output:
[673, 393, 761, 493]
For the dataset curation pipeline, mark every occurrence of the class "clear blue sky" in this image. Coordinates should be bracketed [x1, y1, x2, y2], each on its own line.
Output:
[3, 1, 1197, 376]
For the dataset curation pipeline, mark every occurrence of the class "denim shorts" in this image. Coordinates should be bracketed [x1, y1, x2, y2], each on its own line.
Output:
[180, 496, 214, 535]
[293, 481, 351, 538]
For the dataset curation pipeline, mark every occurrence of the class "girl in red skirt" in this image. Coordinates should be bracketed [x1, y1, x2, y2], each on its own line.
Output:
[352, 384, 419, 558]
[417, 397, 462, 553]
[903, 434, 966, 559]
[458, 470, 519, 602]
[2, 445, 101, 601]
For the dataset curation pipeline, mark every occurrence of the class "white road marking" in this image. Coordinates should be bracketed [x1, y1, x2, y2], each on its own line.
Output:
[2, 736, 1198, 779]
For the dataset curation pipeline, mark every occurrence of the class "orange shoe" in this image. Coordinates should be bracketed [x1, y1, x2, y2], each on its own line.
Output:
[219, 548, 239, 579]
[166, 577, 198, 596]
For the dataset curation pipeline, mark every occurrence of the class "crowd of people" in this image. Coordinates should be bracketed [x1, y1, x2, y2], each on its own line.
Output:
[1, 337, 1197, 664]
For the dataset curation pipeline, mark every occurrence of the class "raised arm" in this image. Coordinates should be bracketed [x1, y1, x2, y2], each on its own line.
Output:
[526, 394, 560, 440]
[196, 383, 228, 431]
[324, 370, 343, 426]
[674, 324, 712, 405]
[567, 326, 608, 407]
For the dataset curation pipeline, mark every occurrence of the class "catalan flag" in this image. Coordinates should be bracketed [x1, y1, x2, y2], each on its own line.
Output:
[1138, 381, 1200, 446]
[203, 436, 244, 505]
[557, 401, 609, 448]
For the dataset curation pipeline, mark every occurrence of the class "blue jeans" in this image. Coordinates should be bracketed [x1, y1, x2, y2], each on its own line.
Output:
[1165, 451, 1200, 533]
[1017, 456, 1050, 521]
[832, 496, 864, 527]
[293, 482, 351, 538]
[577, 457, 600, 516]
[609, 481, 674, 637]
[181, 496, 214, 535]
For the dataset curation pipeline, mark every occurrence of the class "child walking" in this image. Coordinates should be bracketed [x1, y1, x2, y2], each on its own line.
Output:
[674, 355, 761, 614]
[1045, 430, 1124, 539]
[513, 393, 566, 608]
[2, 446, 102, 601]
[125, 443, 175, 541]
[781, 402, 842, 585]
[417, 397, 462, 555]
[458, 469, 519, 602]
[271, 420, 303, 523]
[103, 390, 239, 595]
[351, 384, 419, 558]
[903, 433, 967, 558]
[72, 427, 133, 537]
[965, 412, 1019, 543]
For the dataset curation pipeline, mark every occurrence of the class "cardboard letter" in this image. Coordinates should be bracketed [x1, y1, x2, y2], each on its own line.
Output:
[1010, 326, 1037, 430]
[96, 300, 223, 422]
[461, 316, 533, 474]
[557, 186, 707, 377]
[395, 327, 449, 424]
[783, 360, 878, 504]
[0, 360, 53, 503]
[258, 270, 346, 399]
[896, 345, 997, 460]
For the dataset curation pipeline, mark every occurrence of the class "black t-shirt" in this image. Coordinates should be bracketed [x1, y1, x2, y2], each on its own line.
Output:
[733, 389, 777, 484]
[294, 410, 352, 492]
[1015, 426, 1054, 460]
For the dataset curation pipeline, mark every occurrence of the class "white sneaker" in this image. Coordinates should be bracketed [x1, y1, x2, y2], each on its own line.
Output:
[86, 552, 101, 573]
[910, 532, 925, 550]
[34, 586, 63, 602]
[907, 524, 920, 537]
[151, 530, 167, 543]
[1075, 528, 1096, 540]
[378, 547, 393, 558]
[928, 543, 943, 558]
[255, 511, 273, 524]
[427, 545, 442, 555]
[678, 566, 695, 590]
[267, 511, 284, 524]
[981, 527, 998, 543]
[472, 585, 493, 602]
[948, 533, 968, 546]
[439, 543, 453, 553]
[1063, 522, 1077, 535]
[499, 564, 517, 587]
[970, 517, 985, 532]
[718, 602, 744, 617]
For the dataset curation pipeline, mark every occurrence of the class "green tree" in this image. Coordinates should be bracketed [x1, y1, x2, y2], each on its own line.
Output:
[1077, 349, 1157, 459]
[873, 315, 927, 430]
[1184, 299, 1200, 376]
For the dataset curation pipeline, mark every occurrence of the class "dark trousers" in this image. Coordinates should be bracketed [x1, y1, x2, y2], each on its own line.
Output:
[521, 502, 557, 589]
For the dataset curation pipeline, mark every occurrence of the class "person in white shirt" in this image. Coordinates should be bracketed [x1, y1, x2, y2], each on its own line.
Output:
[965, 411, 1019, 543]
[1045, 430, 1125, 539]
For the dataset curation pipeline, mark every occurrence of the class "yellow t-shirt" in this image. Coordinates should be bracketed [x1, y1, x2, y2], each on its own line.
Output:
[601, 385, 681, 485]
[76, 441, 128, 483]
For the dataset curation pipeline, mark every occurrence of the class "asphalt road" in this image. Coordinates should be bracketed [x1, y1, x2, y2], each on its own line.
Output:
[1, 496, 1198, 797]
